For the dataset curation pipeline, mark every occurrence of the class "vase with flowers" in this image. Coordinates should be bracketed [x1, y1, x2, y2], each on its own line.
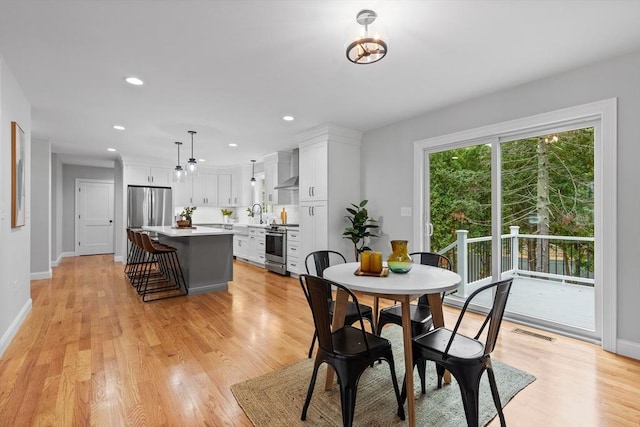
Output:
[221, 208, 233, 223]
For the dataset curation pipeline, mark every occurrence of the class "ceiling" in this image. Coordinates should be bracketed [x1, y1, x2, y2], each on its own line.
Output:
[1, 1, 639, 168]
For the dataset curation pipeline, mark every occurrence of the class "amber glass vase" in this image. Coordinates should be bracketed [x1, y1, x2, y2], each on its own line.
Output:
[387, 240, 413, 273]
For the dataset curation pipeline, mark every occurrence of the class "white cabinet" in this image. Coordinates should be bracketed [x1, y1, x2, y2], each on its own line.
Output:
[296, 126, 362, 261]
[173, 178, 193, 207]
[263, 151, 292, 205]
[128, 166, 172, 187]
[193, 173, 218, 206]
[248, 227, 266, 265]
[300, 201, 328, 264]
[233, 234, 249, 260]
[231, 165, 251, 207]
[218, 173, 232, 206]
[299, 142, 328, 202]
[287, 228, 302, 275]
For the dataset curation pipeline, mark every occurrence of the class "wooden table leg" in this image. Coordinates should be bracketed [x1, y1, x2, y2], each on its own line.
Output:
[401, 296, 416, 427]
[426, 293, 451, 384]
[324, 288, 348, 391]
[373, 296, 379, 333]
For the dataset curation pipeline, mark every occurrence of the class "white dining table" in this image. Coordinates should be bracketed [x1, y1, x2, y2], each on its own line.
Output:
[323, 262, 461, 427]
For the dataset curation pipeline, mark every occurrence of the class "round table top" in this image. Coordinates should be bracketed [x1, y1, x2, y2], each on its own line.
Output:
[323, 262, 461, 296]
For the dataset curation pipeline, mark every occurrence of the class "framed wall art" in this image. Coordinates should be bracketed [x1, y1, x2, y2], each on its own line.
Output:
[11, 121, 26, 227]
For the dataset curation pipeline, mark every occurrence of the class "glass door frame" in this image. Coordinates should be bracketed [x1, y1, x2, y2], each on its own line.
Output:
[412, 99, 617, 351]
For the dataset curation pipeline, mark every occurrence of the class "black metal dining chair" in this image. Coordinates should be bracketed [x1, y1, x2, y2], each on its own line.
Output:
[402, 278, 514, 427]
[299, 274, 405, 427]
[304, 250, 375, 358]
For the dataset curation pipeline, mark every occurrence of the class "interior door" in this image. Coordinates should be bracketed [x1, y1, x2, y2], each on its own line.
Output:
[76, 180, 114, 255]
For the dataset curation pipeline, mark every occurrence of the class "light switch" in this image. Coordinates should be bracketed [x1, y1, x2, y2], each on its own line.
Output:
[400, 207, 412, 217]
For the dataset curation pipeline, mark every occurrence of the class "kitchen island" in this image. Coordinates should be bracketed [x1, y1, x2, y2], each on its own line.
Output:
[143, 225, 235, 295]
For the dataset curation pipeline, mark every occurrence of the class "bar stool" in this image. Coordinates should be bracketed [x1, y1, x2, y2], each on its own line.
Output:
[138, 232, 187, 302]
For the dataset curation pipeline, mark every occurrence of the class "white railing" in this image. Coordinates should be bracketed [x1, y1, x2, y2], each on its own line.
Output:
[439, 226, 595, 296]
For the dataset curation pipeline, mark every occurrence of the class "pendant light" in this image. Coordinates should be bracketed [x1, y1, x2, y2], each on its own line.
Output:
[187, 130, 198, 175]
[346, 9, 387, 65]
[250, 159, 256, 186]
[173, 141, 185, 183]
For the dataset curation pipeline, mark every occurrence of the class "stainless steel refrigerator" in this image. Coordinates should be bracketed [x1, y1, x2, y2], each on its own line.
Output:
[127, 185, 173, 229]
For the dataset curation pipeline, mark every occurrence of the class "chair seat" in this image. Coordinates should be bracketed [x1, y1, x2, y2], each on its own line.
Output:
[379, 303, 433, 324]
[413, 328, 486, 360]
[332, 326, 392, 357]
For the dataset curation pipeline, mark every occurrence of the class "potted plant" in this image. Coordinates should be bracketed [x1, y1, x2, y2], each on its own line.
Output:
[221, 208, 233, 223]
[342, 200, 378, 261]
[179, 206, 197, 227]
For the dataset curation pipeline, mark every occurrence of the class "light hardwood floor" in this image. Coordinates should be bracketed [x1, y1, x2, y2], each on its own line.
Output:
[0, 255, 638, 426]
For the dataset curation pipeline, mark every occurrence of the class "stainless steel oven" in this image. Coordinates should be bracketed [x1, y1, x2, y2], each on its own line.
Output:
[265, 227, 288, 275]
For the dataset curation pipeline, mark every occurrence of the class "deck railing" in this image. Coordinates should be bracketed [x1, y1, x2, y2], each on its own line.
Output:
[439, 226, 595, 297]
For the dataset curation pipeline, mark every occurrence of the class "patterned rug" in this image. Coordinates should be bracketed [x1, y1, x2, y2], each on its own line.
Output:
[231, 327, 535, 426]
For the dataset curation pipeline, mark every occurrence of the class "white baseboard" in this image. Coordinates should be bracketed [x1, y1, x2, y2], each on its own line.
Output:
[30, 270, 52, 280]
[114, 255, 123, 263]
[616, 338, 640, 360]
[0, 298, 32, 358]
[51, 251, 76, 268]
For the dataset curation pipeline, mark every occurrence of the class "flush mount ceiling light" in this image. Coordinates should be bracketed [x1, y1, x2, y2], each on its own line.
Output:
[125, 76, 144, 86]
[107, 148, 117, 152]
[113, 125, 125, 130]
[173, 141, 185, 183]
[229, 143, 238, 147]
[250, 160, 256, 186]
[282, 115, 294, 121]
[187, 130, 198, 175]
[346, 9, 387, 65]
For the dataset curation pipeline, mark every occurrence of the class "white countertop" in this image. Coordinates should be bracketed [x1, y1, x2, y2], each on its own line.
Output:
[143, 225, 235, 237]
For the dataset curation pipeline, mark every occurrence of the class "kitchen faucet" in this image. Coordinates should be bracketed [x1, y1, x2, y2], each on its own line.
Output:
[251, 203, 263, 224]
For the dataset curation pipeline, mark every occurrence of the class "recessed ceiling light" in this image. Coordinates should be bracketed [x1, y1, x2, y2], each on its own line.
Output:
[282, 115, 294, 121]
[113, 125, 125, 130]
[228, 143, 238, 147]
[107, 148, 117, 152]
[198, 159, 206, 162]
[125, 76, 144, 86]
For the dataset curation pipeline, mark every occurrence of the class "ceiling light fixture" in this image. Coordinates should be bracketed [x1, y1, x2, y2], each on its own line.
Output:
[125, 76, 144, 86]
[229, 143, 238, 147]
[107, 148, 117, 152]
[250, 160, 256, 186]
[113, 125, 125, 130]
[173, 141, 185, 183]
[282, 115, 294, 121]
[346, 9, 387, 65]
[187, 130, 198, 175]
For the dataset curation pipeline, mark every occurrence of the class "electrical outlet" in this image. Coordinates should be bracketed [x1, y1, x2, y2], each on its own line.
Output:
[400, 207, 412, 217]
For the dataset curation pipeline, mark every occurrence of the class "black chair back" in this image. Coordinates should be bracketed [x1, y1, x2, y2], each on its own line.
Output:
[444, 278, 513, 358]
[305, 250, 347, 278]
[299, 274, 369, 355]
[410, 252, 452, 270]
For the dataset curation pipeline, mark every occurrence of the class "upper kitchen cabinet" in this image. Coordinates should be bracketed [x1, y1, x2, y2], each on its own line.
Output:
[231, 164, 252, 207]
[263, 151, 293, 205]
[218, 173, 232, 206]
[193, 172, 218, 206]
[299, 142, 328, 201]
[127, 165, 172, 187]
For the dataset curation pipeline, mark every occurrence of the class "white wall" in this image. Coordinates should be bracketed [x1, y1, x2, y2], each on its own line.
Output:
[0, 56, 32, 357]
[30, 137, 51, 278]
[362, 51, 640, 355]
[51, 153, 63, 264]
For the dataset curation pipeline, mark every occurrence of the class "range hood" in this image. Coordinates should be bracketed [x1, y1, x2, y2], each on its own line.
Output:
[274, 148, 299, 190]
[274, 175, 299, 190]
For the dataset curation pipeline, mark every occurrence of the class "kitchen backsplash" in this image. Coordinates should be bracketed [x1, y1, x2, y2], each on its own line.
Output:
[175, 204, 300, 225]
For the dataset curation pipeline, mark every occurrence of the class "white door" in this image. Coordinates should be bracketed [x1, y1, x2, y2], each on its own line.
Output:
[76, 180, 114, 255]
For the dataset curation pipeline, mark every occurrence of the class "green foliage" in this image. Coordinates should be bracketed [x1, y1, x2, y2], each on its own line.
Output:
[429, 128, 594, 255]
[180, 206, 197, 219]
[221, 209, 233, 216]
[342, 200, 379, 260]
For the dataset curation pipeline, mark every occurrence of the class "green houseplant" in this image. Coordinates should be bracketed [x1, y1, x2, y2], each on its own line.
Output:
[342, 200, 378, 261]
[180, 206, 197, 226]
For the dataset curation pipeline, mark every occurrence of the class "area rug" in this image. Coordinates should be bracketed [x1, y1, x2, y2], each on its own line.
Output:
[231, 326, 535, 426]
